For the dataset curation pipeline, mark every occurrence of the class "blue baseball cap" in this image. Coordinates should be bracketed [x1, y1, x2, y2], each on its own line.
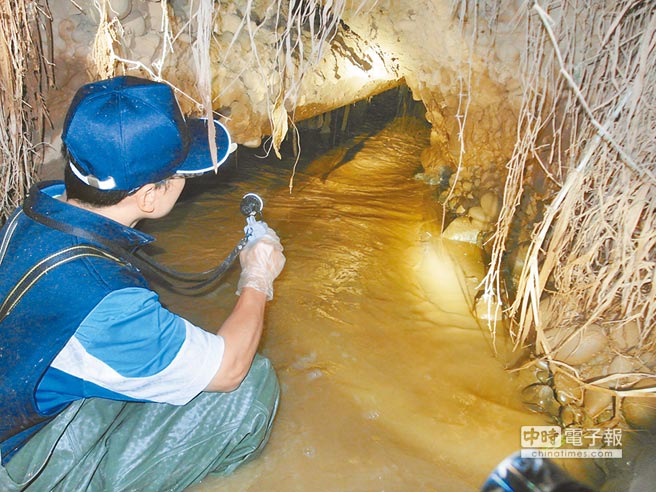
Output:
[62, 76, 234, 191]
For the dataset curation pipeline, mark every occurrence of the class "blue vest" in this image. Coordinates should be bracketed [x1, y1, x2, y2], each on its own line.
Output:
[0, 182, 153, 460]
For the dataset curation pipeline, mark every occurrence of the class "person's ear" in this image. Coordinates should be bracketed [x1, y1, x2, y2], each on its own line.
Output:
[134, 183, 157, 214]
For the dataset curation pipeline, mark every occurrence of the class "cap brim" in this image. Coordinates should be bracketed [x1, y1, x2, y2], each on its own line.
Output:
[175, 119, 233, 177]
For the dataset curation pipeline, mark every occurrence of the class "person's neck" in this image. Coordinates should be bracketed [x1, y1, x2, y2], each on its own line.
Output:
[65, 197, 141, 228]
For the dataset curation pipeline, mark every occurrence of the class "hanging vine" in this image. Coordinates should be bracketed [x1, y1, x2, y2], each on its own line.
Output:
[0, 0, 54, 224]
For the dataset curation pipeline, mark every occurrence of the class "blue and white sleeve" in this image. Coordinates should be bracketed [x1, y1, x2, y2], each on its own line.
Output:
[50, 287, 224, 405]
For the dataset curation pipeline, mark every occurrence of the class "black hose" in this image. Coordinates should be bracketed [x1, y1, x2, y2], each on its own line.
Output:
[131, 238, 248, 295]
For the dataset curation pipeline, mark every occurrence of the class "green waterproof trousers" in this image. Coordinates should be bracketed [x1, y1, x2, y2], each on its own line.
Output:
[0, 355, 279, 492]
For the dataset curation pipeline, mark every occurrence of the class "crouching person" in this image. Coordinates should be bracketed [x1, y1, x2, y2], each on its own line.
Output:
[0, 76, 286, 491]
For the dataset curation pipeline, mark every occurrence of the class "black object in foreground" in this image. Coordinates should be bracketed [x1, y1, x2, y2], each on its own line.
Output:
[482, 452, 595, 492]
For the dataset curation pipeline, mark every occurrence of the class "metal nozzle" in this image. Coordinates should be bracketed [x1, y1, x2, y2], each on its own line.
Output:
[240, 192, 264, 217]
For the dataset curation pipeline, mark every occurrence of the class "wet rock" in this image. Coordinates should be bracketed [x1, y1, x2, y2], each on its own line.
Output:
[416, 172, 441, 187]
[122, 12, 147, 38]
[136, 33, 162, 62]
[553, 372, 583, 405]
[429, 128, 444, 147]
[523, 294, 555, 332]
[70, 21, 94, 44]
[522, 383, 560, 416]
[622, 397, 656, 430]
[420, 146, 451, 179]
[241, 135, 263, 148]
[417, 162, 453, 189]
[442, 216, 481, 244]
[583, 389, 613, 420]
[640, 350, 656, 370]
[221, 13, 244, 35]
[480, 191, 501, 221]
[509, 242, 529, 284]
[579, 362, 609, 381]
[58, 18, 75, 45]
[608, 354, 641, 380]
[609, 319, 641, 351]
[550, 324, 607, 365]
[622, 378, 656, 430]
[598, 408, 616, 424]
[108, 0, 132, 19]
[241, 71, 264, 91]
[559, 404, 583, 427]
[467, 206, 489, 225]
[536, 368, 552, 384]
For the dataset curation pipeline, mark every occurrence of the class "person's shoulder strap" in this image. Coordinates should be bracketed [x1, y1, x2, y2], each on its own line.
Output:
[0, 245, 125, 323]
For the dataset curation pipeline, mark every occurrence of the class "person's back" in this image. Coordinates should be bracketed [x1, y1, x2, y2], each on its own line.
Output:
[0, 180, 151, 458]
[0, 76, 286, 492]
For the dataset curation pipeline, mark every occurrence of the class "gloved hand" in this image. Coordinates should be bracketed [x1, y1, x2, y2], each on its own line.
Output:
[236, 225, 286, 300]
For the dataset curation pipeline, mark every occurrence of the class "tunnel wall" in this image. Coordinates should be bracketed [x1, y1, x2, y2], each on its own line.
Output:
[40, 0, 523, 183]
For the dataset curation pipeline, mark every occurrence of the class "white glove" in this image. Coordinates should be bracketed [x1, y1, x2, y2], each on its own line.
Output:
[236, 226, 286, 300]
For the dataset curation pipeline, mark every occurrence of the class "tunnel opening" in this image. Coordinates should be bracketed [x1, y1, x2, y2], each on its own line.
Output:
[282, 85, 427, 156]
[180, 84, 429, 200]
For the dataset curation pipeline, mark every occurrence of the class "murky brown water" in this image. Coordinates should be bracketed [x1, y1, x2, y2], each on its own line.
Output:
[142, 116, 550, 491]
